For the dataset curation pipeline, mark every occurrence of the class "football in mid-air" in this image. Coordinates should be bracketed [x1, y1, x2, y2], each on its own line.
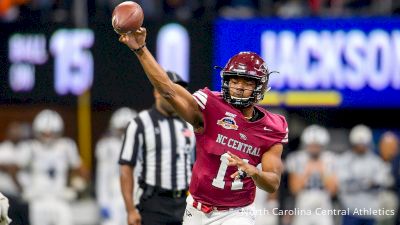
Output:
[112, 1, 144, 34]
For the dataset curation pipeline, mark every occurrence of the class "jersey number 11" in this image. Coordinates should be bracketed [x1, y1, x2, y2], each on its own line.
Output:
[212, 153, 248, 190]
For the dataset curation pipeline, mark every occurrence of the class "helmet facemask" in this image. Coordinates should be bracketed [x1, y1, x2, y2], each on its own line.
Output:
[221, 73, 268, 108]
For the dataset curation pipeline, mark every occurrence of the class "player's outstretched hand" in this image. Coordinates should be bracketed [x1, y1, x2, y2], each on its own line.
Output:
[227, 151, 258, 179]
[119, 27, 147, 51]
[127, 208, 141, 225]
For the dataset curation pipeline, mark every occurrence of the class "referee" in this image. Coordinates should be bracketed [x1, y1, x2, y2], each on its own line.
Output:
[119, 71, 196, 225]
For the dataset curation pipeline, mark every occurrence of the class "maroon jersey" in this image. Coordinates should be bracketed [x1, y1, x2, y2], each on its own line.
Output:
[190, 88, 288, 208]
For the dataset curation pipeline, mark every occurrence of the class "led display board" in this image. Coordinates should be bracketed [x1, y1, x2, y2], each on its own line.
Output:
[8, 29, 94, 95]
[0, 19, 212, 108]
[214, 18, 400, 108]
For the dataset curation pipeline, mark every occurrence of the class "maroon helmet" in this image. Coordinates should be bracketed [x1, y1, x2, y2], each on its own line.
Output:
[221, 52, 270, 108]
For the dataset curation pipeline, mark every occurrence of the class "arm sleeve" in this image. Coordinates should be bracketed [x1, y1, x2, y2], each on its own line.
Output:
[280, 117, 289, 144]
[66, 139, 82, 169]
[268, 114, 289, 148]
[119, 118, 143, 167]
[16, 141, 32, 168]
[192, 88, 210, 111]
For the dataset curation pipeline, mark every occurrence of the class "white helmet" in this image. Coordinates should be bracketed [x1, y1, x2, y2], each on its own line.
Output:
[301, 125, 330, 146]
[33, 109, 64, 136]
[349, 124, 372, 146]
[110, 107, 137, 131]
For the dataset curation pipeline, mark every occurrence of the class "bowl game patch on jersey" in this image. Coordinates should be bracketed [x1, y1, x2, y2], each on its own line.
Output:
[217, 116, 239, 130]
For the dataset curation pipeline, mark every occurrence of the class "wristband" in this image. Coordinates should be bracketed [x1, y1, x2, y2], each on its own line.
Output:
[238, 169, 248, 180]
[132, 43, 146, 53]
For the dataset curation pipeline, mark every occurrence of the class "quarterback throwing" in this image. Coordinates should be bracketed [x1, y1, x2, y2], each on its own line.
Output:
[118, 27, 288, 225]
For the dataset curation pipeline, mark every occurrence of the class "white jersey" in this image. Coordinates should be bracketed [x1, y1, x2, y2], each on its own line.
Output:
[0, 141, 22, 195]
[286, 150, 336, 209]
[337, 150, 389, 216]
[19, 138, 81, 199]
[96, 135, 141, 225]
[286, 150, 336, 225]
[95, 136, 125, 206]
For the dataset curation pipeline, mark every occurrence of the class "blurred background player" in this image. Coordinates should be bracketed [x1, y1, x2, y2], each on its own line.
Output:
[286, 124, 337, 225]
[19, 109, 87, 225]
[119, 71, 196, 225]
[254, 168, 279, 225]
[337, 124, 390, 225]
[377, 131, 399, 225]
[95, 107, 137, 225]
[0, 122, 30, 225]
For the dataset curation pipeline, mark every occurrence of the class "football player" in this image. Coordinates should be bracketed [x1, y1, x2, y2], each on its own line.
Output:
[286, 125, 337, 225]
[19, 109, 86, 225]
[337, 125, 390, 225]
[96, 107, 137, 225]
[119, 28, 288, 225]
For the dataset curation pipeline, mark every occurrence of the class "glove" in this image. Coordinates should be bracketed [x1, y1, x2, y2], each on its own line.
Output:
[0, 192, 12, 225]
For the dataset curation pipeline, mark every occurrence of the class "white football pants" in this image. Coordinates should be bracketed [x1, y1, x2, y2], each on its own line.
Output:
[100, 199, 127, 225]
[30, 198, 72, 225]
[183, 195, 256, 225]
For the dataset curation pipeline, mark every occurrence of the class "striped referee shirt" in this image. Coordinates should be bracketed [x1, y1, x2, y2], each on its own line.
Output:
[119, 106, 196, 191]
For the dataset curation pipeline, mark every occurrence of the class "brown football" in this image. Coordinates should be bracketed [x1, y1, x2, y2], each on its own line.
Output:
[112, 1, 144, 34]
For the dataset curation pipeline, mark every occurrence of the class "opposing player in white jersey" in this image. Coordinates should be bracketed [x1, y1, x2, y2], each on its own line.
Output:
[337, 125, 390, 225]
[19, 109, 85, 225]
[286, 125, 337, 225]
[95, 107, 137, 225]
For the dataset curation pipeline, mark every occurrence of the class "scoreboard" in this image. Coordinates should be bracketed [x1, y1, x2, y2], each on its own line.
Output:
[213, 18, 400, 108]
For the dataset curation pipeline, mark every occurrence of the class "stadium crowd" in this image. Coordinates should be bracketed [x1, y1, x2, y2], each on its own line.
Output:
[1, 0, 400, 22]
